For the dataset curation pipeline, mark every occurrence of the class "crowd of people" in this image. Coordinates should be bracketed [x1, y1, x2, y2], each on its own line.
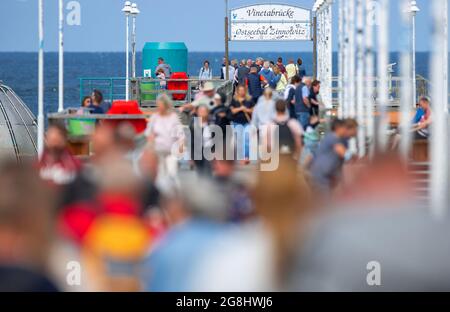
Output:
[0, 56, 446, 293]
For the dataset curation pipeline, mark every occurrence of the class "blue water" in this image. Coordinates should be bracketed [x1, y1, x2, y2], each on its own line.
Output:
[0, 52, 434, 116]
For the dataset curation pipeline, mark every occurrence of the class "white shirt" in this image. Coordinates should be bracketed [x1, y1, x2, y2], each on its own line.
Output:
[146, 112, 184, 154]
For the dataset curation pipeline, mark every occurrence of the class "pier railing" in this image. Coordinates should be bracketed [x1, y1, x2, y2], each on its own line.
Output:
[330, 75, 432, 109]
[79, 77, 234, 107]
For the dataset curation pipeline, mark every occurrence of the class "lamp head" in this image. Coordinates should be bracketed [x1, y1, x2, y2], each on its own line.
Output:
[410, 0, 420, 14]
[122, 1, 132, 14]
[131, 3, 140, 15]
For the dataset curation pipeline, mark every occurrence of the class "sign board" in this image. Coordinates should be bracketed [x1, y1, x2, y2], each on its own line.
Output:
[230, 4, 311, 41]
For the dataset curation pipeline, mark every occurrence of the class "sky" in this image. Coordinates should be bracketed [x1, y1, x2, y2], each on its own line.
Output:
[0, 0, 446, 52]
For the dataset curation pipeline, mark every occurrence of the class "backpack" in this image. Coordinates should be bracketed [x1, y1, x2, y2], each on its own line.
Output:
[275, 120, 296, 155]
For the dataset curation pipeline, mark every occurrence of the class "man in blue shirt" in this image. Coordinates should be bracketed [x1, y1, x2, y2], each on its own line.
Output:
[295, 77, 312, 130]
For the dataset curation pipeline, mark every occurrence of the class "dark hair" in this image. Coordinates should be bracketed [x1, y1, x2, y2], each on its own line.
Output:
[275, 100, 287, 113]
[297, 58, 303, 66]
[158, 57, 164, 62]
[311, 80, 321, 88]
[81, 96, 91, 107]
[330, 118, 346, 131]
[291, 75, 301, 84]
[270, 61, 275, 66]
[277, 57, 283, 63]
[92, 89, 103, 104]
[204, 60, 210, 66]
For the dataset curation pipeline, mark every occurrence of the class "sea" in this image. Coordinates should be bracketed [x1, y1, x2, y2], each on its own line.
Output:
[0, 52, 436, 117]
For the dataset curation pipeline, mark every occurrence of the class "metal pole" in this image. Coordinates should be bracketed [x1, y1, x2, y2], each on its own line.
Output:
[125, 14, 130, 100]
[132, 15, 136, 78]
[430, 0, 449, 219]
[364, 0, 375, 156]
[58, 0, 64, 112]
[348, 0, 356, 118]
[38, 0, 45, 155]
[327, 0, 333, 110]
[356, 0, 365, 156]
[313, 14, 318, 80]
[225, 0, 229, 81]
[338, 0, 344, 118]
[411, 0, 419, 104]
[376, 0, 389, 151]
[343, 0, 349, 118]
[399, 0, 413, 160]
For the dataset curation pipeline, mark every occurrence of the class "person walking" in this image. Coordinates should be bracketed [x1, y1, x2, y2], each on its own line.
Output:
[309, 80, 321, 117]
[247, 65, 264, 104]
[285, 59, 298, 81]
[252, 88, 277, 130]
[295, 77, 312, 130]
[230, 85, 255, 164]
[284, 75, 301, 119]
[236, 59, 251, 86]
[274, 65, 288, 97]
[146, 94, 184, 184]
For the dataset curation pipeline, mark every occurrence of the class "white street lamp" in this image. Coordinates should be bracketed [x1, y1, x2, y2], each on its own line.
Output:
[122, 1, 132, 101]
[58, 0, 64, 112]
[38, 0, 44, 156]
[410, 0, 420, 105]
[130, 3, 140, 79]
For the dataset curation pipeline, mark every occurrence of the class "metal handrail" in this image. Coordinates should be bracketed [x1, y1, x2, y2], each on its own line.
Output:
[330, 75, 433, 109]
[79, 77, 234, 107]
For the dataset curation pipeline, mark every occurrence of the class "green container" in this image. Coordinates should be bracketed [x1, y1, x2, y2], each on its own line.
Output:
[142, 42, 188, 78]
[67, 119, 96, 136]
[141, 81, 157, 101]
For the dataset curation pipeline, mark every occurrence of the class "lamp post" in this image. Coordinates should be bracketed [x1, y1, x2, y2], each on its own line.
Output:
[131, 3, 140, 79]
[58, 0, 64, 112]
[122, 1, 132, 101]
[410, 0, 420, 105]
[38, 0, 44, 155]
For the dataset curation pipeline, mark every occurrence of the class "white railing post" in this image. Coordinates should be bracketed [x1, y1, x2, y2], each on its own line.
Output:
[356, 0, 366, 157]
[364, 0, 375, 156]
[376, 0, 389, 151]
[399, 0, 413, 160]
[338, 0, 345, 118]
[430, 0, 449, 219]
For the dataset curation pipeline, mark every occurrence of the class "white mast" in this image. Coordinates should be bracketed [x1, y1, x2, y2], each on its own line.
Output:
[338, 0, 344, 118]
[410, 0, 420, 105]
[364, 0, 375, 156]
[58, 0, 64, 112]
[347, 0, 356, 118]
[131, 3, 140, 79]
[343, 0, 350, 118]
[399, 0, 413, 159]
[376, 0, 389, 151]
[430, 0, 449, 220]
[38, 0, 45, 155]
[122, 1, 132, 101]
[356, 0, 365, 156]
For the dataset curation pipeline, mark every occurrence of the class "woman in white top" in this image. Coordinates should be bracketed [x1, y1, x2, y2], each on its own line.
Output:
[199, 60, 213, 82]
[146, 94, 184, 184]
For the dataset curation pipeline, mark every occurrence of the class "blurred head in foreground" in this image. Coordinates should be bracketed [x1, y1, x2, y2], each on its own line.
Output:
[0, 160, 58, 291]
[253, 155, 312, 285]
